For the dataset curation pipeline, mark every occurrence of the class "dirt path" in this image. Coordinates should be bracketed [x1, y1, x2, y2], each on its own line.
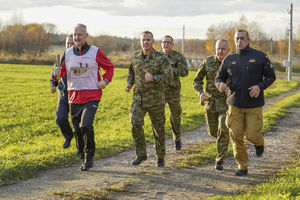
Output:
[0, 87, 300, 200]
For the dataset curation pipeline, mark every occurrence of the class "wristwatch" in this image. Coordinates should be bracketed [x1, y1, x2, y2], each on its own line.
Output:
[153, 75, 158, 81]
[103, 79, 109, 85]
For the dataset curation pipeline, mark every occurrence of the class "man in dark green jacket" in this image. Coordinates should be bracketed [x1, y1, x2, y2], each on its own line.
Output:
[193, 38, 230, 170]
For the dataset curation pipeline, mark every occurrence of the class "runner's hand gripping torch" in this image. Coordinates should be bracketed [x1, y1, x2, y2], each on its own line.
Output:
[54, 54, 61, 79]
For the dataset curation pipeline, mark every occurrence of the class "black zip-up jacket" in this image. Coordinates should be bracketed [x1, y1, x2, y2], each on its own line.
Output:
[215, 46, 276, 108]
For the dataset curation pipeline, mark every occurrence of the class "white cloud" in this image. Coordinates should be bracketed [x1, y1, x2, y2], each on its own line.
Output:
[0, 0, 297, 16]
[0, 0, 298, 39]
[121, 0, 146, 8]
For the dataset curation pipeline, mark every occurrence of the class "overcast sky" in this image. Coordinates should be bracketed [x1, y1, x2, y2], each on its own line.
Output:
[0, 0, 298, 39]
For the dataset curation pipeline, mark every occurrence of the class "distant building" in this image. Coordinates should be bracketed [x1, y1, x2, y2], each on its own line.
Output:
[186, 58, 202, 68]
[49, 45, 65, 51]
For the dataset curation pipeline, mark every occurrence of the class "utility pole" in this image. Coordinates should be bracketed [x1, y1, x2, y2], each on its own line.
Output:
[288, 3, 293, 81]
[182, 24, 185, 55]
[269, 37, 273, 57]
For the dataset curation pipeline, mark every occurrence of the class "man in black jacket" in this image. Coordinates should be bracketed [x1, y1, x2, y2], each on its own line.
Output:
[215, 30, 276, 176]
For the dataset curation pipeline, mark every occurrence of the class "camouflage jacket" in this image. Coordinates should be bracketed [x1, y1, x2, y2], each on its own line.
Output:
[161, 50, 188, 92]
[127, 48, 172, 107]
[193, 56, 227, 111]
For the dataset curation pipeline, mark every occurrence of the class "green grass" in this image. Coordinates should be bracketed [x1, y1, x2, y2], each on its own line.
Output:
[272, 62, 300, 74]
[49, 180, 145, 199]
[0, 64, 201, 185]
[0, 63, 298, 186]
[171, 142, 233, 168]
[276, 71, 300, 76]
[262, 92, 300, 132]
[207, 161, 300, 200]
[264, 76, 299, 98]
[49, 189, 111, 200]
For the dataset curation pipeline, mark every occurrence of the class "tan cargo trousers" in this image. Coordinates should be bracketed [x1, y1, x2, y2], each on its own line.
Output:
[226, 105, 264, 170]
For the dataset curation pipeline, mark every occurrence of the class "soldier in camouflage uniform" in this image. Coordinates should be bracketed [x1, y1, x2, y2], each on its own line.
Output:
[161, 35, 188, 150]
[125, 31, 172, 167]
[193, 39, 230, 170]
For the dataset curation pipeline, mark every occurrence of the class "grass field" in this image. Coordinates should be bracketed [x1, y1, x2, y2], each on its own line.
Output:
[0, 63, 299, 185]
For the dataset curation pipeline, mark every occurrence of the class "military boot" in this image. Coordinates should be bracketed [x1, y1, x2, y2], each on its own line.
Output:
[63, 136, 72, 149]
[235, 169, 248, 176]
[157, 158, 165, 167]
[255, 145, 264, 157]
[175, 141, 182, 150]
[131, 156, 147, 165]
[215, 161, 223, 170]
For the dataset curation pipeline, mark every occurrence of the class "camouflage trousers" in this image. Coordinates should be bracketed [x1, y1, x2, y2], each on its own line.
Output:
[205, 108, 229, 162]
[130, 102, 166, 159]
[165, 90, 182, 142]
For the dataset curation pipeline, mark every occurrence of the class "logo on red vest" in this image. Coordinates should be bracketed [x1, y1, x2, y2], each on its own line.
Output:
[71, 63, 89, 76]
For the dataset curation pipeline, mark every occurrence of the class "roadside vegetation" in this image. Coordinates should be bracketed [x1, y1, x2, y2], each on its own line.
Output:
[272, 62, 300, 76]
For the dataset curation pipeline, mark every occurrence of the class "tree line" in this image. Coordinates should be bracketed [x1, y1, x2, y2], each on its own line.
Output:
[0, 16, 299, 61]
[0, 23, 55, 56]
[205, 16, 300, 61]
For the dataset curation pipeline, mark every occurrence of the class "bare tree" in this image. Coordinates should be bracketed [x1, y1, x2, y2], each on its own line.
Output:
[206, 15, 268, 54]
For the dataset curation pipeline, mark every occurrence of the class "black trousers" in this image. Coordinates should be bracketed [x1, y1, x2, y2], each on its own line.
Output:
[70, 100, 99, 157]
[56, 92, 73, 140]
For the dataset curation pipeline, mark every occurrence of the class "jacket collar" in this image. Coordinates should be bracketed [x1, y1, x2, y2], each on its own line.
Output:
[214, 55, 222, 65]
[73, 42, 90, 56]
[236, 45, 250, 55]
[137, 48, 155, 60]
